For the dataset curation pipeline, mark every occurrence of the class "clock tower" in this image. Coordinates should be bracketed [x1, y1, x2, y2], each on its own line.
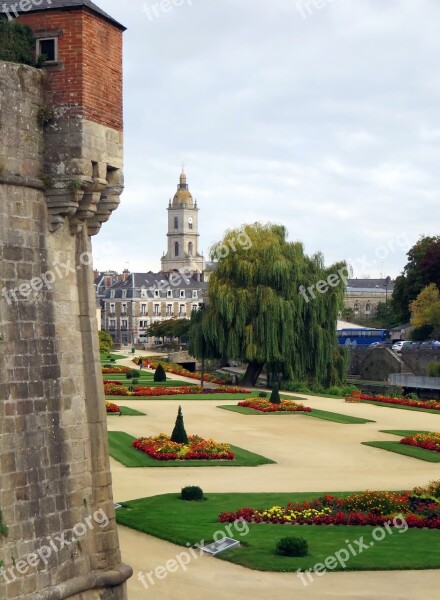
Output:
[161, 170, 205, 273]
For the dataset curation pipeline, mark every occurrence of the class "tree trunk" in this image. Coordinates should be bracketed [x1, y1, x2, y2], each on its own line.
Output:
[242, 360, 265, 386]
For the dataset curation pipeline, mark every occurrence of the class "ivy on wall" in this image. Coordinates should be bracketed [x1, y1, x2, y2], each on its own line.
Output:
[0, 21, 36, 66]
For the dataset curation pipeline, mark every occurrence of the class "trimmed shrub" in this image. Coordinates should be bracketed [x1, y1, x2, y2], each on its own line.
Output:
[275, 536, 308, 557]
[171, 406, 189, 444]
[132, 378, 139, 385]
[131, 369, 140, 378]
[126, 371, 134, 380]
[154, 364, 167, 382]
[259, 392, 268, 398]
[270, 383, 281, 404]
[181, 486, 204, 501]
[103, 364, 112, 368]
[110, 358, 116, 363]
[428, 362, 440, 378]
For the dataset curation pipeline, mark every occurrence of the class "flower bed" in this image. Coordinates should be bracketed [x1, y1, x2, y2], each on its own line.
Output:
[106, 401, 120, 414]
[132, 434, 235, 461]
[360, 394, 440, 412]
[102, 366, 131, 375]
[133, 358, 233, 385]
[401, 433, 440, 453]
[218, 487, 440, 529]
[104, 383, 248, 397]
[238, 398, 312, 413]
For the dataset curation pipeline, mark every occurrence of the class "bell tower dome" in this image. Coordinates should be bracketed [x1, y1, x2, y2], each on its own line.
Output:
[161, 169, 205, 273]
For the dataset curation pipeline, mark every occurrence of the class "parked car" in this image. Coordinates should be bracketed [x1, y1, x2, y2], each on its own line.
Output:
[409, 341, 422, 349]
[392, 341, 411, 352]
[420, 340, 440, 349]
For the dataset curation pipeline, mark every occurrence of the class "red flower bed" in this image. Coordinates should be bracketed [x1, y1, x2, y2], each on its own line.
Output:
[401, 433, 440, 453]
[102, 366, 131, 374]
[106, 401, 120, 414]
[104, 383, 249, 398]
[218, 487, 440, 529]
[238, 398, 312, 413]
[360, 394, 440, 412]
[103, 380, 123, 386]
[132, 434, 235, 461]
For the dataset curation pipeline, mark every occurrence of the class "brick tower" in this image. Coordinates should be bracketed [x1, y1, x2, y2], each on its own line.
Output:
[0, 1, 131, 599]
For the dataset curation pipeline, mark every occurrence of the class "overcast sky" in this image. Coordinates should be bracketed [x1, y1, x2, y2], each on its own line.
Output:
[92, 0, 440, 279]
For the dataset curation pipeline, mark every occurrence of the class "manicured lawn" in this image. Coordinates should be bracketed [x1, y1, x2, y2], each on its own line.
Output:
[108, 432, 275, 468]
[361, 400, 440, 416]
[100, 353, 127, 362]
[362, 441, 440, 462]
[380, 430, 431, 437]
[115, 492, 440, 572]
[218, 405, 374, 424]
[107, 406, 146, 416]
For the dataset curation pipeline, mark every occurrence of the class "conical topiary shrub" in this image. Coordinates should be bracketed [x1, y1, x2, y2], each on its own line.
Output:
[270, 383, 281, 404]
[154, 363, 167, 382]
[171, 406, 189, 444]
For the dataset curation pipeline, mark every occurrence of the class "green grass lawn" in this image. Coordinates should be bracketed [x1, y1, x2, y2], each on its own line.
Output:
[361, 400, 440, 416]
[362, 441, 440, 462]
[108, 432, 275, 468]
[115, 492, 440, 572]
[380, 430, 431, 437]
[107, 406, 146, 416]
[100, 353, 127, 362]
[218, 405, 374, 424]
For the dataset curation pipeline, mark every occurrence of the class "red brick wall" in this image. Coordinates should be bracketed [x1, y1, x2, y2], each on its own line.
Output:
[18, 9, 123, 131]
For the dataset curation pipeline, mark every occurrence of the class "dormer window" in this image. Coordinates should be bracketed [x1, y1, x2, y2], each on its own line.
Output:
[36, 38, 58, 64]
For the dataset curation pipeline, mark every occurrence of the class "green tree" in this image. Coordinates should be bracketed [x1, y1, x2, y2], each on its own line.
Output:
[99, 330, 113, 354]
[374, 302, 400, 329]
[154, 364, 167, 382]
[171, 406, 189, 444]
[189, 223, 347, 387]
[392, 236, 440, 323]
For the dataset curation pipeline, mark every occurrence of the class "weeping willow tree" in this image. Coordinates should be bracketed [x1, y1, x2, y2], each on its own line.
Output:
[189, 223, 348, 387]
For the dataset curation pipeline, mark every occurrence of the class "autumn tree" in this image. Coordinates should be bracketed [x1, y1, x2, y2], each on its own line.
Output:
[410, 284, 440, 330]
[189, 223, 348, 387]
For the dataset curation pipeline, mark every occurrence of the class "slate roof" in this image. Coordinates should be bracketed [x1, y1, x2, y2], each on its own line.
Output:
[104, 272, 208, 300]
[1, 0, 125, 30]
[347, 278, 395, 292]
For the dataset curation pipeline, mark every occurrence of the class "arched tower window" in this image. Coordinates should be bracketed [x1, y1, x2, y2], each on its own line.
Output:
[188, 242, 193, 256]
[175, 242, 180, 257]
[354, 303, 360, 317]
[365, 303, 372, 317]
[174, 217, 178, 229]
[188, 217, 193, 230]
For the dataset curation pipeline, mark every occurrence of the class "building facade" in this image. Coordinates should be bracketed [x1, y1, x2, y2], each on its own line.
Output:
[103, 271, 207, 344]
[344, 278, 394, 320]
